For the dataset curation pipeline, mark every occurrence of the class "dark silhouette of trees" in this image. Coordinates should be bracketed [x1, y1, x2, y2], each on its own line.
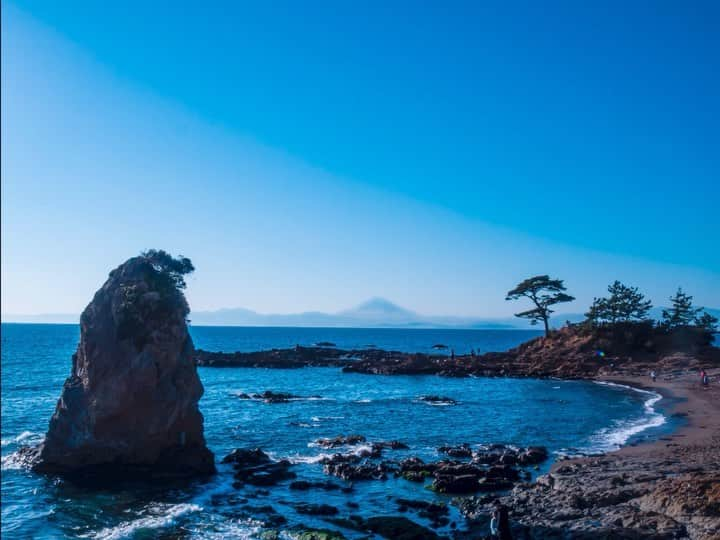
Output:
[695, 311, 719, 333]
[585, 281, 652, 325]
[506, 275, 575, 337]
[661, 288, 700, 329]
[142, 249, 195, 290]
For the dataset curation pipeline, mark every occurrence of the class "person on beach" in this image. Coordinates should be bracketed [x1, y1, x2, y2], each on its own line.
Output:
[490, 507, 499, 538]
[651, 370, 657, 382]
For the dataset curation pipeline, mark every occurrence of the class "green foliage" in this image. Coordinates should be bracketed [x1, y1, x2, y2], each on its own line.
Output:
[694, 311, 718, 333]
[142, 249, 195, 290]
[506, 275, 575, 336]
[585, 281, 652, 325]
[661, 287, 700, 329]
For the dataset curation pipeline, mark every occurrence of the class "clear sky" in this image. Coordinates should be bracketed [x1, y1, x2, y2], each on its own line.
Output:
[2, 1, 719, 318]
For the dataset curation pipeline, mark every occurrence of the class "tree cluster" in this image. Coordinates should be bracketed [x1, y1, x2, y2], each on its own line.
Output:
[506, 275, 717, 336]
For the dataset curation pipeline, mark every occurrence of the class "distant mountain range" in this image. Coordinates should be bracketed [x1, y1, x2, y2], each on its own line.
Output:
[6, 297, 717, 329]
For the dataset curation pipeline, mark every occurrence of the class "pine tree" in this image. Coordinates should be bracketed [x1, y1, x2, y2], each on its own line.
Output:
[585, 281, 652, 325]
[661, 288, 700, 329]
[506, 275, 575, 337]
[695, 311, 719, 333]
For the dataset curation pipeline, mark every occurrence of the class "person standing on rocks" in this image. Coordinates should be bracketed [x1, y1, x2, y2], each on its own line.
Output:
[490, 507, 499, 538]
[650, 370, 657, 383]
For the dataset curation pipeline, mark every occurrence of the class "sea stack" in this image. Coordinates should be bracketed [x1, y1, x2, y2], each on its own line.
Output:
[32, 251, 215, 481]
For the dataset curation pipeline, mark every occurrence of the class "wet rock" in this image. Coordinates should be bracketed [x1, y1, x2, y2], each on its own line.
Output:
[363, 516, 442, 540]
[291, 528, 346, 540]
[324, 461, 393, 481]
[237, 390, 301, 403]
[438, 443, 473, 458]
[395, 498, 449, 527]
[293, 503, 339, 516]
[374, 440, 410, 450]
[222, 447, 271, 466]
[315, 435, 366, 448]
[517, 446, 549, 465]
[31, 253, 214, 482]
[418, 395, 457, 405]
[289, 480, 341, 491]
[223, 448, 296, 487]
[397, 457, 436, 482]
[432, 473, 480, 494]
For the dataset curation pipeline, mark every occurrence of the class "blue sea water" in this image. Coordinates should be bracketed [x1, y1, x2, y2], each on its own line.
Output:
[1, 324, 679, 539]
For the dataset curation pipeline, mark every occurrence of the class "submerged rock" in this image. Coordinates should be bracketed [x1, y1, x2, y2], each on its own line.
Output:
[237, 390, 302, 403]
[31, 252, 215, 482]
[418, 395, 457, 405]
[223, 448, 296, 487]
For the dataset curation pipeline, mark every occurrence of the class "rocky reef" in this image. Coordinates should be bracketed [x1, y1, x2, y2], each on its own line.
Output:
[28, 253, 215, 482]
[196, 323, 719, 381]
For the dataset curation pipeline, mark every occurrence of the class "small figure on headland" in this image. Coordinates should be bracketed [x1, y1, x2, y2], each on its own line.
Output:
[701, 369, 709, 387]
[451, 349, 455, 362]
[650, 370, 657, 383]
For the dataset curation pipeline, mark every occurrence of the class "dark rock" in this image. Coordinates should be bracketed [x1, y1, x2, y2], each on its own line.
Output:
[293, 503, 339, 516]
[223, 448, 296, 487]
[363, 516, 442, 540]
[315, 435, 367, 448]
[30, 254, 215, 482]
[221, 447, 271, 466]
[237, 390, 300, 403]
[438, 443, 473, 458]
[517, 446, 549, 465]
[374, 440, 410, 450]
[418, 395, 457, 405]
[291, 528, 346, 540]
[289, 480, 341, 491]
[432, 473, 480, 494]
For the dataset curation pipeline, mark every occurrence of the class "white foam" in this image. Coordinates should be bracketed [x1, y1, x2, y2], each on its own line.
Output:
[291, 442, 376, 464]
[89, 503, 201, 539]
[309, 416, 344, 422]
[287, 452, 334, 464]
[1, 451, 26, 470]
[581, 381, 667, 454]
[1, 431, 42, 447]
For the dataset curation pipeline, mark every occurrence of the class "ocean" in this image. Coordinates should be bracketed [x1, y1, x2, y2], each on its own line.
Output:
[1, 323, 679, 539]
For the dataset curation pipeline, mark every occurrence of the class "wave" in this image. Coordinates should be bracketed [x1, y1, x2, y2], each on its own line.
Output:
[580, 381, 667, 454]
[310, 416, 344, 422]
[1, 431, 43, 447]
[88, 503, 202, 540]
[290, 443, 376, 464]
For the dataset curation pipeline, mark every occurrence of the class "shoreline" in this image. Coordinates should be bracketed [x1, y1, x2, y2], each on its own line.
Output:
[488, 368, 720, 539]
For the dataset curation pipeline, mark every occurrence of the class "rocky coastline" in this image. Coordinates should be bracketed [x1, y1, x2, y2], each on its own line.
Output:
[195, 324, 720, 380]
[194, 325, 720, 539]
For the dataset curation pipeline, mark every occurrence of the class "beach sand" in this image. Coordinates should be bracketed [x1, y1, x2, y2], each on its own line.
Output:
[500, 368, 720, 539]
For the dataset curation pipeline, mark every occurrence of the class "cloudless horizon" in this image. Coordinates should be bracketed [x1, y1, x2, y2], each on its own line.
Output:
[2, 1, 719, 319]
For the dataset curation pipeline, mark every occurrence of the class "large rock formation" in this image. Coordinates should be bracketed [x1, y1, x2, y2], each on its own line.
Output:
[32, 252, 215, 481]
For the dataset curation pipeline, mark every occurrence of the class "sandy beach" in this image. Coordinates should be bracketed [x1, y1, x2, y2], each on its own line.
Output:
[490, 368, 720, 539]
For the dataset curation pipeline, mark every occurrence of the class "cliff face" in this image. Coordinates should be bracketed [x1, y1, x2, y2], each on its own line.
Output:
[33, 255, 215, 481]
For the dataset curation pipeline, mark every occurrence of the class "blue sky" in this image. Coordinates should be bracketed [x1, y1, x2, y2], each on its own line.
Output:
[2, 1, 719, 318]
